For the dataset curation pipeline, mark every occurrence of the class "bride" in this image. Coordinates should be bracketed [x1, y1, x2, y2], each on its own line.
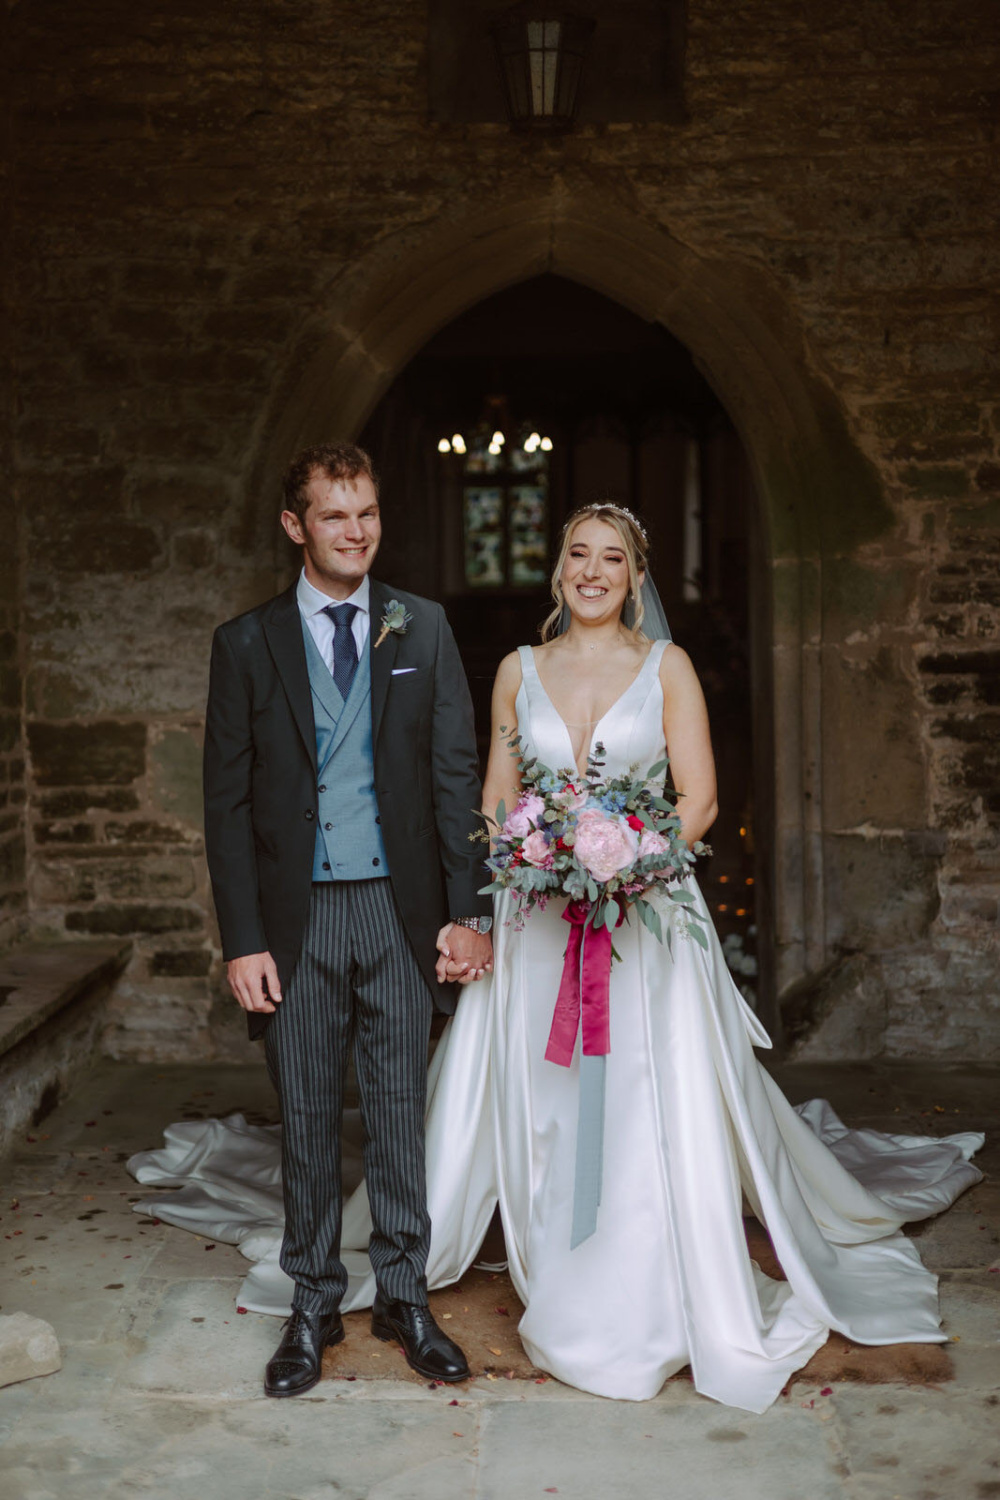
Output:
[130, 502, 983, 1414]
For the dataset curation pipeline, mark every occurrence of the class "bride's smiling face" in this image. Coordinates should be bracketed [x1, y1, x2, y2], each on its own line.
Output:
[560, 517, 642, 627]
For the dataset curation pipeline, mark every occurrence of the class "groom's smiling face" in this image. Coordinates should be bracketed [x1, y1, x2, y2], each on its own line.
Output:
[281, 472, 382, 598]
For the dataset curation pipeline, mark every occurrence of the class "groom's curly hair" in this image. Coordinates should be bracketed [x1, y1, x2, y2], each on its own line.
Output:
[282, 443, 380, 522]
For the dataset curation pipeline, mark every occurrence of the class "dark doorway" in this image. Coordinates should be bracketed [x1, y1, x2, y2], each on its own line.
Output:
[360, 274, 761, 1004]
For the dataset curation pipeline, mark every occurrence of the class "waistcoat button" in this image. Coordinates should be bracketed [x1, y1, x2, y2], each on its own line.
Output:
[304, 810, 314, 821]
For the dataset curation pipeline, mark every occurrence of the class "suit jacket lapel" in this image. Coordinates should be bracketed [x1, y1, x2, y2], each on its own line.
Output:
[369, 578, 399, 748]
[263, 585, 318, 774]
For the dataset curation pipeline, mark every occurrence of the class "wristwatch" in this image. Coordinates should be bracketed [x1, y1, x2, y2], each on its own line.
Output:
[451, 915, 493, 934]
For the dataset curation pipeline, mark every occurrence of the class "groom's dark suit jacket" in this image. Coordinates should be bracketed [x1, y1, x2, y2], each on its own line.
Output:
[203, 577, 491, 1040]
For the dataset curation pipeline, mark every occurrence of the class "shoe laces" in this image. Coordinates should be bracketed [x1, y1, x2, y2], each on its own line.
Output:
[284, 1308, 323, 1340]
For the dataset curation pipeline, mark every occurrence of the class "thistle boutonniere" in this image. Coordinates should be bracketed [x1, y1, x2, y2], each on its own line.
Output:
[375, 599, 412, 649]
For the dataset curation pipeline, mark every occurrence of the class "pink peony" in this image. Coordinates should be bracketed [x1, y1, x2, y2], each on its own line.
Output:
[521, 830, 554, 869]
[503, 794, 546, 839]
[573, 810, 639, 884]
[638, 827, 669, 860]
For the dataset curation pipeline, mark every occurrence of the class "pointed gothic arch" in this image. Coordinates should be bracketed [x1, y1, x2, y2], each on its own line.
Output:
[246, 190, 890, 1035]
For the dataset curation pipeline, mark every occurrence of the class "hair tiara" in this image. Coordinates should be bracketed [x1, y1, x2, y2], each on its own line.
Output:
[568, 502, 649, 545]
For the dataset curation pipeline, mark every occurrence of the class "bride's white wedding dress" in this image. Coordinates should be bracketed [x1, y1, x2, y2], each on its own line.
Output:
[130, 640, 983, 1413]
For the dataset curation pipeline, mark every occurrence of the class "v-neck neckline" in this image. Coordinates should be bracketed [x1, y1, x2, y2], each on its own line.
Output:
[525, 643, 660, 779]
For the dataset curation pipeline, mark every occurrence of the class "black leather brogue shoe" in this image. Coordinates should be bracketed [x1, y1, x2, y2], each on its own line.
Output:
[371, 1295, 471, 1383]
[264, 1307, 344, 1397]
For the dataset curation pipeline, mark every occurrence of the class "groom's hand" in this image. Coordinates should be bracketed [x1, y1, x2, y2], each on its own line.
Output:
[226, 951, 283, 1013]
[435, 924, 493, 985]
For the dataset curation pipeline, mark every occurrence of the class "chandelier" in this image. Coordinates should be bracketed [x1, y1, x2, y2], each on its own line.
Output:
[437, 396, 553, 459]
[437, 428, 553, 457]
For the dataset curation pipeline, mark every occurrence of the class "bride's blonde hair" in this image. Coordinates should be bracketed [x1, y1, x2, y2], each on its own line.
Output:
[541, 503, 650, 643]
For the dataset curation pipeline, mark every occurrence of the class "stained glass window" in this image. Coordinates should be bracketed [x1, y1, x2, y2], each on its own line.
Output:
[460, 448, 550, 589]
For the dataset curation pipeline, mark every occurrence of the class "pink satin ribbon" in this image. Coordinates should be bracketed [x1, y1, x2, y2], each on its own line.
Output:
[545, 900, 620, 1067]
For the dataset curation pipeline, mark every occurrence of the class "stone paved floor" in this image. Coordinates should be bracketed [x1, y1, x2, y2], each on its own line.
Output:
[0, 1059, 998, 1500]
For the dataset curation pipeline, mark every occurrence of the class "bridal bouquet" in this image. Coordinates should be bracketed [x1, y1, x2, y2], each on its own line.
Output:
[478, 733, 709, 953]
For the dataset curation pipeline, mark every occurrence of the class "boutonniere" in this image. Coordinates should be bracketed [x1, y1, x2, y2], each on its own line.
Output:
[375, 599, 413, 649]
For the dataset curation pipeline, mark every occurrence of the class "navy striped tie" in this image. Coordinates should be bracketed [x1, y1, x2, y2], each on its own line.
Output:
[325, 602, 359, 700]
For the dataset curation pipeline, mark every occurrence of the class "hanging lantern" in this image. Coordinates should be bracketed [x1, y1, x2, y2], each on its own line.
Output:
[490, 5, 595, 134]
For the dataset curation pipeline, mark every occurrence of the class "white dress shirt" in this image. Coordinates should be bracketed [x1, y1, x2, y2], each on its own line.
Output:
[296, 569, 371, 677]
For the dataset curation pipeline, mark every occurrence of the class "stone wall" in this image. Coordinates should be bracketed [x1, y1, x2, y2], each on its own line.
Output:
[1, 0, 27, 953]
[9, 0, 1000, 1058]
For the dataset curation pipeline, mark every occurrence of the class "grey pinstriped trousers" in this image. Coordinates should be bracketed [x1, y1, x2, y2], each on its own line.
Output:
[263, 879, 433, 1314]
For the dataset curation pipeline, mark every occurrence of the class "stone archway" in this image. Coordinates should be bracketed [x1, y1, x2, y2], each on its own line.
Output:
[248, 190, 891, 1037]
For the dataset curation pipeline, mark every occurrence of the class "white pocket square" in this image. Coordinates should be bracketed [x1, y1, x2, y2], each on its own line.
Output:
[391, 667, 418, 676]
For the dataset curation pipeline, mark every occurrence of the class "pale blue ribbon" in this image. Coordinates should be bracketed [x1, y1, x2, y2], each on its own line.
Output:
[570, 1052, 606, 1249]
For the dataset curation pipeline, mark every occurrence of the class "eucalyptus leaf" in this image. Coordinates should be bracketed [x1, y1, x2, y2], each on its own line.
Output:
[668, 888, 696, 906]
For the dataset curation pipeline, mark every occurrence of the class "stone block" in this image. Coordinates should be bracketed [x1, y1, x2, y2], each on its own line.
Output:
[24, 668, 93, 721]
[0, 836, 27, 889]
[103, 820, 191, 845]
[821, 557, 916, 634]
[99, 857, 197, 901]
[121, 261, 228, 302]
[21, 466, 126, 521]
[65, 904, 202, 936]
[0, 712, 20, 754]
[108, 305, 189, 344]
[171, 529, 216, 569]
[16, 419, 101, 461]
[824, 831, 941, 952]
[51, 521, 161, 576]
[0, 1313, 61, 1389]
[821, 646, 927, 827]
[920, 648, 1000, 677]
[131, 474, 233, 524]
[33, 820, 97, 845]
[782, 953, 889, 1061]
[28, 722, 146, 787]
[30, 858, 98, 904]
[150, 948, 213, 977]
[0, 663, 20, 711]
[38, 788, 139, 817]
[201, 306, 291, 346]
[151, 727, 203, 827]
[899, 463, 971, 499]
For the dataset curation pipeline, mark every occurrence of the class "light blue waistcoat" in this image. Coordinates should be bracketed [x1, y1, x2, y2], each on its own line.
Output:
[302, 622, 389, 882]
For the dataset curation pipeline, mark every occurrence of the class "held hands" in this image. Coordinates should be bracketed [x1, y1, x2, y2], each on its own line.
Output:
[435, 923, 493, 986]
[226, 951, 283, 1014]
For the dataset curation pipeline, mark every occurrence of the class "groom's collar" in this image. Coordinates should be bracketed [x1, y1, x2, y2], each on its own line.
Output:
[296, 569, 371, 619]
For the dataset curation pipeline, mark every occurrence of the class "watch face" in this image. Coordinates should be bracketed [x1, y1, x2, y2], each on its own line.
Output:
[478, 917, 493, 934]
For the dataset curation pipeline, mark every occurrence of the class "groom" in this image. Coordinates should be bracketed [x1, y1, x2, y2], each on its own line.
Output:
[203, 443, 493, 1397]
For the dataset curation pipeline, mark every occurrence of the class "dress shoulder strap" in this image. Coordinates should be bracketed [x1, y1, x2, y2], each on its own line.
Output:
[647, 638, 669, 673]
